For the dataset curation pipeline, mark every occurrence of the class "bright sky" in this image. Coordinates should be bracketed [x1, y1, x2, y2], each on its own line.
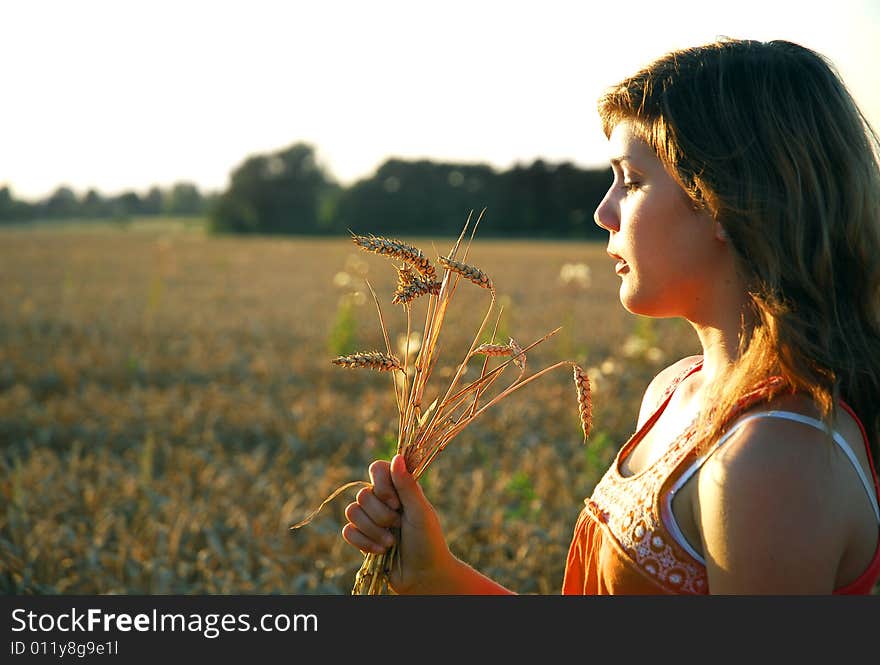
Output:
[3, 0, 878, 200]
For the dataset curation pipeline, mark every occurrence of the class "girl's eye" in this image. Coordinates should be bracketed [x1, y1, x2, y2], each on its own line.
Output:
[622, 181, 640, 193]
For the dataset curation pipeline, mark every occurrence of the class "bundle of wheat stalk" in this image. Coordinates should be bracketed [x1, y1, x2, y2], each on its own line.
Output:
[291, 210, 592, 595]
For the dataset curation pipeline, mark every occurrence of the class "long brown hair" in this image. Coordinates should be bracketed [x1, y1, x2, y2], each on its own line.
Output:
[598, 38, 880, 460]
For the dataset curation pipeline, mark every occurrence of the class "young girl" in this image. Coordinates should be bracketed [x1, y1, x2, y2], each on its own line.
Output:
[340, 38, 880, 594]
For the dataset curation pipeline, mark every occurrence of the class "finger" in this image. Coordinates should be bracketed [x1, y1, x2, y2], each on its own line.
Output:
[344, 502, 396, 549]
[341, 522, 388, 555]
[369, 460, 401, 511]
[356, 486, 401, 528]
[389, 454, 426, 508]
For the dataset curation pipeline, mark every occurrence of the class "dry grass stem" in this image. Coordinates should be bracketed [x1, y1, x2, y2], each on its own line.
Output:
[364, 280, 404, 417]
[296, 211, 594, 595]
[289, 480, 369, 530]
[509, 337, 527, 373]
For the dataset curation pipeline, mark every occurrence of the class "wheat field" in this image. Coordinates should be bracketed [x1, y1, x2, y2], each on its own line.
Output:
[0, 220, 704, 594]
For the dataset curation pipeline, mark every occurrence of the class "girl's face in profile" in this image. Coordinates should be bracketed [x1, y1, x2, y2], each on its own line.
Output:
[593, 121, 729, 320]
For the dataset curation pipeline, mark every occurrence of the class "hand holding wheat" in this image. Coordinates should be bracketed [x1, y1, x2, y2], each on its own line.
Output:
[292, 211, 593, 594]
[343, 454, 458, 594]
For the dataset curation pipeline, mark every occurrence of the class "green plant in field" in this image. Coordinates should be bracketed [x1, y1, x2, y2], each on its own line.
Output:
[126, 354, 144, 380]
[480, 294, 512, 345]
[327, 295, 359, 357]
[379, 431, 398, 461]
[139, 432, 155, 488]
[504, 471, 538, 520]
[633, 316, 657, 347]
[558, 308, 591, 364]
[147, 275, 164, 313]
[583, 430, 612, 470]
[557, 262, 592, 361]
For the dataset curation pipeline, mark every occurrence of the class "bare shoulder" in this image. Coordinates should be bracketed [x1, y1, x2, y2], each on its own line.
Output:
[695, 394, 854, 593]
[699, 400, 835, 501]
[701, 391, 870, 501]
[636, 354, 702, 428]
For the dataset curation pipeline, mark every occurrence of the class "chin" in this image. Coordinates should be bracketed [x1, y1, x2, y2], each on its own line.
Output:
[618, 283, 646, 315]
[619, 286, 674, 318]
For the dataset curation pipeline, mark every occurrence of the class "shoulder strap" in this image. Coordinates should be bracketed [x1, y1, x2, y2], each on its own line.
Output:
[653, 357, 704, 413]
[632, 357, 704, 442]
[685, 410, 880, 522]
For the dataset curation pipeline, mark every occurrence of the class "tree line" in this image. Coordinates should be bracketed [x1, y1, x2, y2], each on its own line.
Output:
[1, 142, 613, 240]
[0, 182, 212, 222]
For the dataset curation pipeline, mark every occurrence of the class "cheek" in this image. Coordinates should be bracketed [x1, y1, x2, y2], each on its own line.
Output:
[630, 197, 712, 263]
[622, 210, 717, 307]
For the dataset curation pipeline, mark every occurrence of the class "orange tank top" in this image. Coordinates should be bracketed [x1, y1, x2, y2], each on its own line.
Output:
[561, 357, 880, 594]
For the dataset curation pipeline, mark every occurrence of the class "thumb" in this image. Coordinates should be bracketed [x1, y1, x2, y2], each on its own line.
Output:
[389, 454, 427, 509]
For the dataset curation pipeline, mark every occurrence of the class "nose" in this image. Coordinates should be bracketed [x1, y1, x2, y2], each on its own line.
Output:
[593, 187, 619, 233]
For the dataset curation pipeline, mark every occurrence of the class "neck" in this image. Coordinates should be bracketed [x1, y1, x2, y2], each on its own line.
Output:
[688, 245, 753, 388]
[668, 318, 744, 416]
[692, 320, 741, 385]
[689, 290, 754, 385]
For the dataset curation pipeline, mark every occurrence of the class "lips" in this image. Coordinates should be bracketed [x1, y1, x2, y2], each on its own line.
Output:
[607, 250, 629, 275]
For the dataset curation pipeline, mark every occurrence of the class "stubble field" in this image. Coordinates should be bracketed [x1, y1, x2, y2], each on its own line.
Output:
[0, 220, 700, 594]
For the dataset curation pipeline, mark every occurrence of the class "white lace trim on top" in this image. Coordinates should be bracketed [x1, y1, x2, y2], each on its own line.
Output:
[662, 410, 880, 565]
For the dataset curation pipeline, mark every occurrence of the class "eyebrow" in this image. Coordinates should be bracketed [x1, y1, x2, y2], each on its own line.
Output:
[609, 155, 632, 167]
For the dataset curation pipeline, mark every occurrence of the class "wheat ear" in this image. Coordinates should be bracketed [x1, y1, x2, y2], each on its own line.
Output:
[350, 232, 437, 281]
[332, 352, 403, 372]
[437, 256, 494, 292]
[573, 364, 593, 443]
